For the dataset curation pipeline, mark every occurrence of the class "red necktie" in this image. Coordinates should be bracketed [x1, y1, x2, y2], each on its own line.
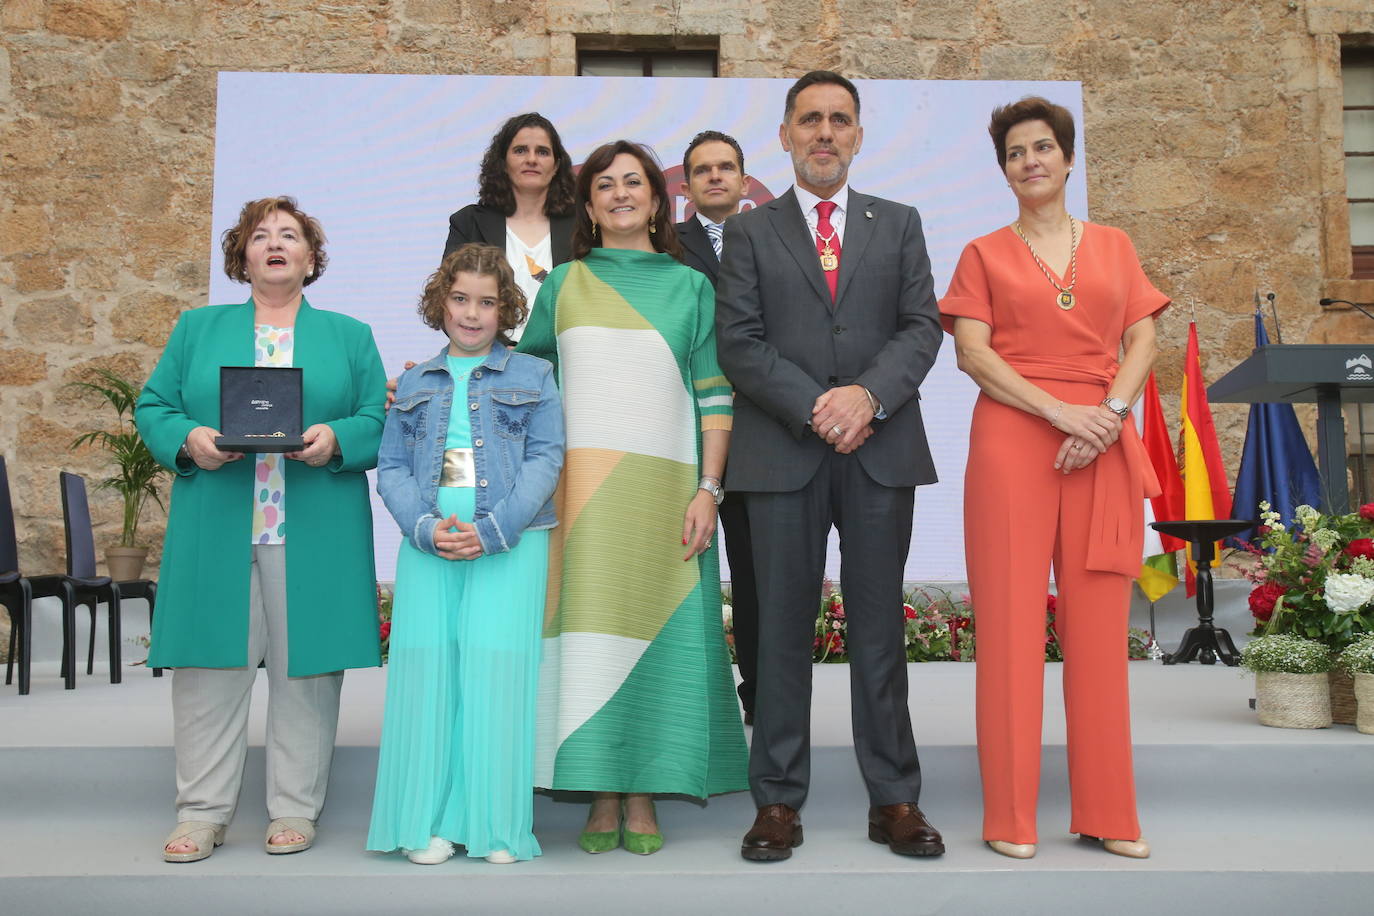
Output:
[815, 200, 841, 301]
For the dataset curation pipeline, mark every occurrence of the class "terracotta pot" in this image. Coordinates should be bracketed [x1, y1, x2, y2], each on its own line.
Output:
[106, 546, 148, 582]
[1355, 672, 1374, 735]
[1329, 669, 1358, 725]
[1255, 671, 1332, 729]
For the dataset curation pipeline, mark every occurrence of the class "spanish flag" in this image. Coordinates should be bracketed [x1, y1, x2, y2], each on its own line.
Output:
[1137, 371, 1183, 601]
[1179, 322, 1233, 593]
[1142, 371, 1186, 553]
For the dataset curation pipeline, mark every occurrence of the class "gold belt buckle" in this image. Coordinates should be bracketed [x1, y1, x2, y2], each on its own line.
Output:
[439, 448, 475, 487]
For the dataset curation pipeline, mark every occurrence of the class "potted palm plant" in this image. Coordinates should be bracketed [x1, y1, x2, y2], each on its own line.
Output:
[69, 368, 168, 581]
[1240, 634, 1333, 729]
[1336, 634, 1374, 735]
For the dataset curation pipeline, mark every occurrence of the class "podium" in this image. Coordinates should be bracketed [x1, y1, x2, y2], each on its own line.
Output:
[1208, 344, 1374, 513]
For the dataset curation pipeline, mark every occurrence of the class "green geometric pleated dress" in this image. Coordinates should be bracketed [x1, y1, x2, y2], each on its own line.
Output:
[518, 247, 749, 797]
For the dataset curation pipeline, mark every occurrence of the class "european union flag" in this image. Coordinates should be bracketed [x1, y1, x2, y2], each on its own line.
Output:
[1227, 311, 1323, 544]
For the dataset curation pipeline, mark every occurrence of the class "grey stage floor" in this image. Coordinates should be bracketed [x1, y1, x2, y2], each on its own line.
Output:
[3, 660, 1373, 915]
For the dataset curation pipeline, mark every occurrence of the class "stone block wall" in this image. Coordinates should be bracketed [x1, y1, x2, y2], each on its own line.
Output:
[3, 0, 1374, 580]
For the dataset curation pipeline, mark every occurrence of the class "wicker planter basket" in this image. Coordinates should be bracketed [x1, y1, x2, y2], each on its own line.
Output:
[1355, 673, 1374, 735]
[1255, 672, 1332, 729]
[1329, 670, 1358, 725]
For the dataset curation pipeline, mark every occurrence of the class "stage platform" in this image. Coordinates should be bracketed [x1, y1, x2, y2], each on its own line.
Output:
[3, 659, 1371, 915]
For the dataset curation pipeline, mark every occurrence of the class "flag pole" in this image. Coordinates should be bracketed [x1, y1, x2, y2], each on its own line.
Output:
[1147, 600, 1164, 661]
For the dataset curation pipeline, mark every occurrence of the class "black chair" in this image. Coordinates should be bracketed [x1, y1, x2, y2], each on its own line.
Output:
[59, 471, 160, 685]
[2, 456, 78, 694]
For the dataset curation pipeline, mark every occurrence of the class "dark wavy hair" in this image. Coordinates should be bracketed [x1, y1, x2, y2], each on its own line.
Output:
[418, 243, 528, 347]
[988, 97, 1076, 173]
[475, 112, 576, 218]
[570, 140, 682, 261]
[221, 196, 327, 286]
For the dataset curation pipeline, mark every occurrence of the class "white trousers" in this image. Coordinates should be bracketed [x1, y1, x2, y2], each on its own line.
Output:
[171, 544, 344, 825]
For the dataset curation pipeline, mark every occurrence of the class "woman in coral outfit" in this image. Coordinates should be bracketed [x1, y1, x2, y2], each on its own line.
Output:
[939, 97, 1167, 861]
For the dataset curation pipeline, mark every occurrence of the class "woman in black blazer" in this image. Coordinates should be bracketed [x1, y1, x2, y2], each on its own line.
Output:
[444, 113, 576, 339]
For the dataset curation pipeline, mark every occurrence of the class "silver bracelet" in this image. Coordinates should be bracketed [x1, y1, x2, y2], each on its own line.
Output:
[1049, 401, 1064, 429]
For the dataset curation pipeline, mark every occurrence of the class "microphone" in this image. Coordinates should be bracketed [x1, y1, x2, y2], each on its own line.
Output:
[1319, 297, 1374, 323]
[1267, 291, 1283, 344]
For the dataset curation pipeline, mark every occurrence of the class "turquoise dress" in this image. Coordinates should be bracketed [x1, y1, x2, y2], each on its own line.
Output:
[367, 354, 549, 860]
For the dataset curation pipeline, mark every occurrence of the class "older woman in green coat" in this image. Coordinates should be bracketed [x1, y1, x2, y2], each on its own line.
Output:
[136, 197, 386, 864]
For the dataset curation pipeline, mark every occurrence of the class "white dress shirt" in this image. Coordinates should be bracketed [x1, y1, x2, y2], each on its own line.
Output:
[793, 183, 850, 246]
[695, 211, 724, 259]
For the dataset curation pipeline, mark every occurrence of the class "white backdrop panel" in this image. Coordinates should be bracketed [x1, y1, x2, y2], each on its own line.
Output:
[209, 74, 1087, 582]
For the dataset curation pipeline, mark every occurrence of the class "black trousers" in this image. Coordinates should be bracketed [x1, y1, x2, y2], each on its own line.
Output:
[718, 490, 758, 714]
[744, 450, 922, 811]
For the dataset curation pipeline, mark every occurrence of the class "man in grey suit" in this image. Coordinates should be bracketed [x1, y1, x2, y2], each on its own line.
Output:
[715, 71, 944, 861]
[676, 130, 762, 727]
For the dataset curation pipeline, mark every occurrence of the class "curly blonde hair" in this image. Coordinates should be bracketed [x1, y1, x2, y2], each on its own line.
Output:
[418, 244, 528, 345]
[220, 196, 327, 286]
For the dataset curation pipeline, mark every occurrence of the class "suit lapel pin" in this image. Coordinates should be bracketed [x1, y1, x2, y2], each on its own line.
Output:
[865, 210, 873, 219]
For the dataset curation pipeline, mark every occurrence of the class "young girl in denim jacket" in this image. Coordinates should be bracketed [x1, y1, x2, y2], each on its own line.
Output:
[367, 244, 564, 865]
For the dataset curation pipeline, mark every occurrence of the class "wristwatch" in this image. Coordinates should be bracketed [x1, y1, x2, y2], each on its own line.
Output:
[1101, 396, 1130, 419]
[698, 476, 725, 506]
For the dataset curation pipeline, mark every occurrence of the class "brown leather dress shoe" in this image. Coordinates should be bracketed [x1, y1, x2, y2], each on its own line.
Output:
[741, 804, 803, 861]
[868, 803, 945, 857]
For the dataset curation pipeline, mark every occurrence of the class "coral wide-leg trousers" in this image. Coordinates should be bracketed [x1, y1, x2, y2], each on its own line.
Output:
[965, 385, 1141, 846]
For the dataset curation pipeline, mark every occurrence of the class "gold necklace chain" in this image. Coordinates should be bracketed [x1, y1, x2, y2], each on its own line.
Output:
[1014, 217, 1079, 310]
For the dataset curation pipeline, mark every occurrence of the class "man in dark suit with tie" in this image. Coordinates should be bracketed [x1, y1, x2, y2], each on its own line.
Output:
[675, 130, 762, 727]
[715, 71, 945, 861]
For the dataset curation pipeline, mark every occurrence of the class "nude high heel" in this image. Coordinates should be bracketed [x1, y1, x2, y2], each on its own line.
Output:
[1080, 834, 1150, 859]
[987, 840, 1036, 859]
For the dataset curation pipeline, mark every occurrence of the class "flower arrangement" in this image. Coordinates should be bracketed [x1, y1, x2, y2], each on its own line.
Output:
[721, 593, 735, 657]
[1336, 633, 1374, 675]
[1239, 634, 1333, 674]
[377, 582, 393, 663]
[901, 591, 954, 662]
[815, 582, 847, 662]
[717, 583, 1149, 665]
[1044, 594, 1063, 662]
[1240, 501, 1374, 648]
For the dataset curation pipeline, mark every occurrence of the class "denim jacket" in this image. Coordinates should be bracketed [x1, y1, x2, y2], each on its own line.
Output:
[377, 342, 564, 557]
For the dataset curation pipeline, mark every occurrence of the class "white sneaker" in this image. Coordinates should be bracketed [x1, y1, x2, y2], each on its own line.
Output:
[406, 836, 455, 865]
[485, 848, 517, 864]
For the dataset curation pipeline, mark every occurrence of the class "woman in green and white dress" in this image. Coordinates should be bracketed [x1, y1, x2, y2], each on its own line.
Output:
[520, 141, 748, 855]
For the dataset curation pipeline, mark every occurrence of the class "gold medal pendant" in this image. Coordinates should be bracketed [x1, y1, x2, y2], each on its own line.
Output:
[1057, 290, 1075, 310]
[819, 245, 839, 272]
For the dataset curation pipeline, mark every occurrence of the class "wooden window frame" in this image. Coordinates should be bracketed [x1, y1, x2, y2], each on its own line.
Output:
[1344, 47, 1374, 279]
[576, 37, 718, 78]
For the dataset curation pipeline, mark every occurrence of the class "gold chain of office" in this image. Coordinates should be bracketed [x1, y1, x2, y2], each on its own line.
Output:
[1014, 216, 1079, 310]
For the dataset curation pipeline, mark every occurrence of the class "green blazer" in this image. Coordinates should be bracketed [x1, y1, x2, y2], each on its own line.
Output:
[136, 298, 386, 675]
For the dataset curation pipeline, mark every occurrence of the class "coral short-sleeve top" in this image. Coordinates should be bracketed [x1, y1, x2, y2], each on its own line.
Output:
[939, 222, 1168, 380]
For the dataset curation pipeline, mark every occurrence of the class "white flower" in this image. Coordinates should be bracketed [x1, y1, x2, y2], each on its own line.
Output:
[1351, 556, 1374, 578]
[1294, 504, 1320, 529]
[1324, 572, 1374, 614]
[722, 604, 733, 627]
